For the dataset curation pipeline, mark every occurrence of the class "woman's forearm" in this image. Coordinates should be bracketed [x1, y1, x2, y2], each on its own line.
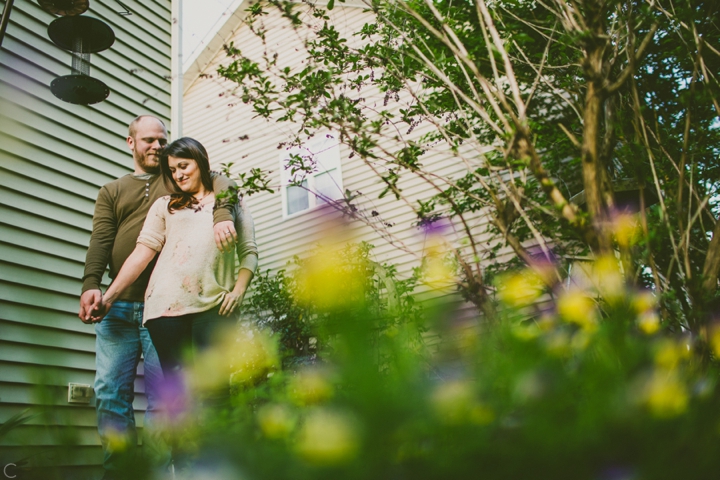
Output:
[104, 244, 158, 304]
[232, 268, 254, 297]
[218, 267, 254, 317]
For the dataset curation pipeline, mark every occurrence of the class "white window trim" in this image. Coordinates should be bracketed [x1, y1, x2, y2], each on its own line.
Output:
[279, 133, 344, 218]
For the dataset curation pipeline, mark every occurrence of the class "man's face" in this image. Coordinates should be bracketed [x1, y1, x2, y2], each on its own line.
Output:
[127, 118, 167, 173]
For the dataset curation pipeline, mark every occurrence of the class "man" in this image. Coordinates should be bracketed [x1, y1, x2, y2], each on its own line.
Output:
[78, 115, 238, 480]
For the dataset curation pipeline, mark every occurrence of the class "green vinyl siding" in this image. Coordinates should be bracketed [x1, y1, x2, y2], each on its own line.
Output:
[0, 0, 172, 477]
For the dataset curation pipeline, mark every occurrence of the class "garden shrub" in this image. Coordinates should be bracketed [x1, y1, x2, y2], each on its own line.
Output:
[184, 253, 720, 480]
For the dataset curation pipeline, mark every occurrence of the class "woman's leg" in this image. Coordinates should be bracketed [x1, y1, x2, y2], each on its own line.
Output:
[145, 317, 192, 377]
[145, 316, 194, 471]
[190, 307, 237, 350]
[190, 307, 238, 409]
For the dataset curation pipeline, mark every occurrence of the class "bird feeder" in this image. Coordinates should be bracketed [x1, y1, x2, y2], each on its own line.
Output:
[38, 0, 89, 16]
[570, 179, 658, 214]
[47, 14, 114, 105]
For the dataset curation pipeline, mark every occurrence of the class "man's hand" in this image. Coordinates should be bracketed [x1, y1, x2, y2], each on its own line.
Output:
[214, 220, 237, 252]
[79, 289, 102, 324]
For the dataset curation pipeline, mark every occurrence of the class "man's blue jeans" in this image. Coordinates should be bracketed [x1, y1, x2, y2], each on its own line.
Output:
[94, 301, 166, 473]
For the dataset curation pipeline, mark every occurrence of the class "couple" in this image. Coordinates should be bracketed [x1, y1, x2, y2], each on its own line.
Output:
[79, 116, 257, 479]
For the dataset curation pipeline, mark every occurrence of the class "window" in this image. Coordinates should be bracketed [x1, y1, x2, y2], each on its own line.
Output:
[280, 133, 344, 217]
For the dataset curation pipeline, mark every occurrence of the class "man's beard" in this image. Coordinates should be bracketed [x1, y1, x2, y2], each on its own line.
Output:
[136, 152, 160, 174]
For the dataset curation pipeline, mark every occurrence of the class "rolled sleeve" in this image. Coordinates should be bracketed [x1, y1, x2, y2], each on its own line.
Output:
[234, 196, 259, 273]
[211, 173, 238, 225]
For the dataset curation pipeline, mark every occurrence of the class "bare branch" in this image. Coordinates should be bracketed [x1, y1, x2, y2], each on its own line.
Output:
[607, 22, 659, 94]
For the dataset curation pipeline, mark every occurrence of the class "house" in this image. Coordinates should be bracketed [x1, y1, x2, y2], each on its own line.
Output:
[182, 0, 494, 301]
[0, 1, 172, 477]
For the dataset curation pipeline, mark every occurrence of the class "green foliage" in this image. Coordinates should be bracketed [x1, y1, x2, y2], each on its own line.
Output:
[215, 163, 274, 209]
[244, 242, 424, 365]
[217, 0, 720, 333]
[184, 258, 720, 480]
[205, 4, 720, 474]
[0, 409, 36, 439]
[244, 267, 314, 363]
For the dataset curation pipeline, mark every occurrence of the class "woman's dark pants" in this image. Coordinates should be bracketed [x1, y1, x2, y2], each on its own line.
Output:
[145, 307, 236, 469]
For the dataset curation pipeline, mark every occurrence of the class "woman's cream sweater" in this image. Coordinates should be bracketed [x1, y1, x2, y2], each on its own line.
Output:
[137, 194, 258, 323]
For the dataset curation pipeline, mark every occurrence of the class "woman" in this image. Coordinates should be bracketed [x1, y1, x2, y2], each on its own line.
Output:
[97, 137, 258, 402]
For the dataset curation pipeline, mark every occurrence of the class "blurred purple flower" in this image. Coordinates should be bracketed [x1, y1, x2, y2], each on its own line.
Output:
[156, 372, 189, 420]
[419, 216, 451, 236]
[526, 245, 558, 267]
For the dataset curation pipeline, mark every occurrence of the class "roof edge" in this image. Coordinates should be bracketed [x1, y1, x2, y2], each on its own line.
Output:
[183, 0, 250, 93]
[182, 0, 370, 93]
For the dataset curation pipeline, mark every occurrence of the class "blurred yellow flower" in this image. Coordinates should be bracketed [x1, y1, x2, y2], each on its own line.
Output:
[288, 368, 335, 406]
[557, 289, 598, 331]
[189, 339, 234, 392]
[654, 338, 690, 370]
[257, 403, 297, 439]
[613, 213, 640, 248]
[423, 255, 455, 290]
[184, 323, 279, 393]
[642, 371, 689, 418]
[431, 380, 493, 425]
[296, 249, 366, 311]
[295, 408, 360, 465]
[591, 256, 624, 302]
[421, 232, 457, 290]
[637, 311, 661, 335]
[633, 290, 657, 314]
[709, 327, 720, 359]
[497, 271, 543, 308]
[228, 327, 279, 387]
[536, 314, 556, 332]
[105, 427, 130, 453]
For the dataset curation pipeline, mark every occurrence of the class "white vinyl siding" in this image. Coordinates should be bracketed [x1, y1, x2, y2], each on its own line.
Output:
[182, 2, 505, 305]
[0, 1, 171, 478]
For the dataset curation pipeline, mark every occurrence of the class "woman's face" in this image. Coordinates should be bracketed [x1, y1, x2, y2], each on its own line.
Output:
[168, 156, 202, 194]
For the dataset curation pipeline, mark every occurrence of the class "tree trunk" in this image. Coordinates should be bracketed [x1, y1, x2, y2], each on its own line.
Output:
[580, 7, 613, 255]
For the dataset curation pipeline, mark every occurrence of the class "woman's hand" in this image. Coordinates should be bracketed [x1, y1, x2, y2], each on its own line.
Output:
[222, 268, 254, 317]
[219, 290, 245, 316]
[87, 296, 112, 324]
[83, 297, 112, 323]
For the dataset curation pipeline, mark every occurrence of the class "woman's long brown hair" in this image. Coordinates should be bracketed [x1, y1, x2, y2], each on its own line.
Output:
[159, 137, 214, 213]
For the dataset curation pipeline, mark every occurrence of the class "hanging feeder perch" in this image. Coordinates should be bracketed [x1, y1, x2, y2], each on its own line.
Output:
[47, 15, 114, 105]
[38, 0, 89, 16]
